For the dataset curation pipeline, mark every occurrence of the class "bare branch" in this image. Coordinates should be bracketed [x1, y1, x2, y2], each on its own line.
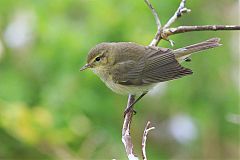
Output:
[122, 95, 139, 160]
[163, 25, 240, 36]
[147, 0, 190, 46]
[145, 0, 240, 46]
[161, 0, 190, 46]
[163, 0, 191, 29]
[142, 121, 155, 160]
[144, 0, 162, 46]
[144, 0, 161, 29]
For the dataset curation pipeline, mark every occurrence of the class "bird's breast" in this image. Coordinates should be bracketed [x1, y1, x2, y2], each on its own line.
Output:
[92, 68, 154, 95]
[104, 80, 155, 95]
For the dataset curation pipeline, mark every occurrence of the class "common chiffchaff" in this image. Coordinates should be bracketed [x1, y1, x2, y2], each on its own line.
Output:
[80, 38, 221, 95]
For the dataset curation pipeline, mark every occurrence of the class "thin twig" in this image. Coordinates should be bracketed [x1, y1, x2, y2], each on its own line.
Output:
[144, 0, 161, 29]
[163, 0, 191, 29]
[144, 0, 162, 46]
[122, 95, 139, 160]
[142, 121, 155, 160]
[163, 25, 240, 36]
[149, 0, 190, 46]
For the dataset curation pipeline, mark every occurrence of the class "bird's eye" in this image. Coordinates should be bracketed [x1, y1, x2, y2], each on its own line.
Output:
[95, 57, 101, 62]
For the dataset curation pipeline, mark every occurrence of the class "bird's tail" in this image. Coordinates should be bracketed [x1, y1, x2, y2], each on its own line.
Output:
[173, 38, 222, 62]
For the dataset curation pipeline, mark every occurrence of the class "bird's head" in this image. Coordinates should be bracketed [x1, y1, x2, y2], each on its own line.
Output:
[80, 43, 113, 71]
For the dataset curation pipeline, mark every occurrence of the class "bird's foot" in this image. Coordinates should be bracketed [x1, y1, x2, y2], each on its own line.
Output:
[123, 107, 137, 118]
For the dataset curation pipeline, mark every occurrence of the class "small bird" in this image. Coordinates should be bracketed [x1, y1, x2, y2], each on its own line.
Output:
[80, 38, 221, 114]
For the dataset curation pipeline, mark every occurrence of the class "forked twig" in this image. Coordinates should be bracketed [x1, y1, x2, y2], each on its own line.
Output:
[142, 121, 155, 160]
[149, 0, 191, 46]
[148, 0, 240, 46]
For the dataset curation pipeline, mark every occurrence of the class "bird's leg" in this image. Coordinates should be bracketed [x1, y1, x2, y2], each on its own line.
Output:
[130, 92, 148, 109]
[124, 94, 136, 117]
[124, 92, 148, 117]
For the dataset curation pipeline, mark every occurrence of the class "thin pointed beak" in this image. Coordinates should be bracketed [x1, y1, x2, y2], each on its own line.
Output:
[80, 63, 91, 71]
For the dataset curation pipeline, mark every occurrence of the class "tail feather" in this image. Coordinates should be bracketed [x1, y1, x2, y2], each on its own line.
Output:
[174, 38, 222, 62]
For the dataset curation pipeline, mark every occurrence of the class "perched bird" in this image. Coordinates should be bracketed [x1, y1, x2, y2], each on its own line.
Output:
[80, 38, 221, 113]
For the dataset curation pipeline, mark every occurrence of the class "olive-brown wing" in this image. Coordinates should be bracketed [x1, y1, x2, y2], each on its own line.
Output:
[111, 49, 192, 86]
[111, 60, 144, 85]
[141, 49, 193, 84]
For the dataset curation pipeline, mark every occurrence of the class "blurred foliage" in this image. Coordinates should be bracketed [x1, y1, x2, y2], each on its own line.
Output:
[0, 0, 239, 159]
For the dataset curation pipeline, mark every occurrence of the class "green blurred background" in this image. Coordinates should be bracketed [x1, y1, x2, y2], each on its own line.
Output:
[0, 0, 239, 159]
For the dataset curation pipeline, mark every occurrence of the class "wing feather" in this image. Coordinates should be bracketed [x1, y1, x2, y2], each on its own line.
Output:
[112, 47, 192, 86]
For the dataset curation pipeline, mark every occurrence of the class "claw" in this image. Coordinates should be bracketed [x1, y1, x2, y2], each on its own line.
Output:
[123, 107, 137, 118]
